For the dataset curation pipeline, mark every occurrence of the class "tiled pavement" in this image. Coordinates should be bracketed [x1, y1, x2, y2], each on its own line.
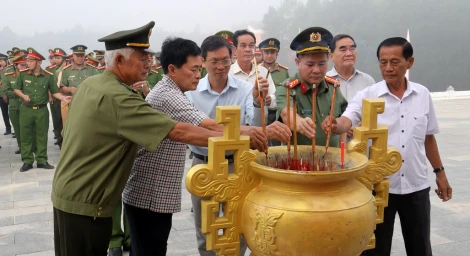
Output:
[0, 98, 469, 256]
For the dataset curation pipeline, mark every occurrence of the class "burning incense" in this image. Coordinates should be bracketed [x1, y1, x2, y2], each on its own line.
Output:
[252, 55, 268, 163]
[292, 90, 298, 161]
[311, 84, 317, 163]
[323, 80, 338, 159]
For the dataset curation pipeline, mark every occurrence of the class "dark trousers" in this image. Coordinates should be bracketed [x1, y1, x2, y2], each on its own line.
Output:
[124, 203, 172, 256]
[267, 109, 281, 146]
[0, 98, 11, 131]
[363, 187, 432, 256]
[53, 207, 112, 256]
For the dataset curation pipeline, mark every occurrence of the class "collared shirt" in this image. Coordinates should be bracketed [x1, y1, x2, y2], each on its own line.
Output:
[262, 62, 290, 88]
[52, 71, 177, 218]
[326, 67, 375, 101]
[13, 69, 59, 105]
[230, 61, 277, 110]
[342, 79, 439, 195]
[185, 75, 260, 156]
[276, 73, 348, 147]
[58, 63, 99, 91]
[123, 75, 207, 213]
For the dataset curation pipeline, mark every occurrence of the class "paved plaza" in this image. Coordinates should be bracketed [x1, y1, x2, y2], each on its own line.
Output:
[0, 98, 469, 256]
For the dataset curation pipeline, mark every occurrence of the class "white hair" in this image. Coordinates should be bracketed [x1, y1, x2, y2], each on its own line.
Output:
[104, 48, 135, 68]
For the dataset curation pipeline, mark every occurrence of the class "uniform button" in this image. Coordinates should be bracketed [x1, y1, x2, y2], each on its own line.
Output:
[400, 101, 403, 104]
[401, 174, 404, 177]
[402, 160, 404, 163]
[98, 207, 103, 210]
[402, 130, 404, 133]
[401, 115, 404, 118]
[402, 145, 405, 148]
[97, 212, 102, 216]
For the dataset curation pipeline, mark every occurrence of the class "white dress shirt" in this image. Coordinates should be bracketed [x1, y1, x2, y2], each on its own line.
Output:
[326, 67, 376, 101]
[229, 61, 276, 110]
[342, 79, 440, 195]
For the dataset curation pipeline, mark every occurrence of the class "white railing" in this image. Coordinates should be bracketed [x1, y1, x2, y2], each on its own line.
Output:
[431, 86, 470, 100]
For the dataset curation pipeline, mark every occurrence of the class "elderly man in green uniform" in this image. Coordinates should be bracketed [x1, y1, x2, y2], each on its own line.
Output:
[276, 27, 348, 147]
[58, 45, 99, 124]
[2, 52, 28, 154]
[13, 48, 72, 172]
[51, 21, 264, 256]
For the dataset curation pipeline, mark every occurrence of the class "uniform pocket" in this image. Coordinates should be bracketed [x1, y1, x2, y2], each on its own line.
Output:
[412, 116, 427, 141]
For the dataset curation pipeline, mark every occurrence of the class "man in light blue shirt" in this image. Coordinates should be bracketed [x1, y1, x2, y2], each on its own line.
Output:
[186, 35, 291, 256]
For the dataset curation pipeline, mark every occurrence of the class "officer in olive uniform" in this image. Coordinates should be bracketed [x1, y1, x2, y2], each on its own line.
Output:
[276, 27, 348, 148]
[147, 53, 163, 89]
[13, 48, 71, 172]
[94, 50, 106, 73]
[2, 51, 28, 154]
[57, 45, 99, 124]
[49, 48, 69, 147]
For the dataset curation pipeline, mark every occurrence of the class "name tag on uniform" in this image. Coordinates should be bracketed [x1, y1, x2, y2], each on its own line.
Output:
[69, 75, 75, 78]
[11, 81, 15, 84]
[25, 80, 31, 83]
[302, 109, 312, 115]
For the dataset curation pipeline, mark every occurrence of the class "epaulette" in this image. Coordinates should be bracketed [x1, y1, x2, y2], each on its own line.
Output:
[19, 68, 29, 72]
[62, 64, 72, 70]
[154, 65, 162, 70]
[3, 72, 14, 76]
[97, 66, 106, 70]
[47, 64, 57, 69]
[86, 63, 97, 68]
[283, 78, 300, 89]
[278, 63, 289, 70]
[150, 69, 159, 74]
[324, 76, 340, 87]
[44, 69, 54, 76]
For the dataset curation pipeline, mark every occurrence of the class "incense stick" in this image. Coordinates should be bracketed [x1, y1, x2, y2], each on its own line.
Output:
[292, 90, 298, 161]
[324, 80, 338, 159]
[252, 55, 268, 164]
[311, 84, 317, 164]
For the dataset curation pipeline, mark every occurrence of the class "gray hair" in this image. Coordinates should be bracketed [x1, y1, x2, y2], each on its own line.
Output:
[104, 48, 135, 68]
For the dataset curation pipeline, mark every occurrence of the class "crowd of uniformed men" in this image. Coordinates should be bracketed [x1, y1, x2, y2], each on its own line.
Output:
[0, 21, 452, 256]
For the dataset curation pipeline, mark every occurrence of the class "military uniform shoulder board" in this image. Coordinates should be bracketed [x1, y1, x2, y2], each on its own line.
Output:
[278, 63, 289, 70]
[154, 65, 162, 70]
[324, 76, 340, 87]
[283, 78, 300, 89]
[97, 66, 106, 70]
[19, 68, 29, 72]
[3, 72, 14, 76]
[150, 69, 159, 74]
[44, 69, 54, 76]
[62, 64, 72, 70]
[86, 63, 97, 68]
[47, 64, 57, 69]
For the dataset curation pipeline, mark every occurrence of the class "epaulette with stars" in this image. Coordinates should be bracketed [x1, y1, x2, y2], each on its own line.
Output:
[283, 78, 300, 89]
[150, 69, 160, 74]
[324, 76, 340, 87]
[278, 63, 289, 70]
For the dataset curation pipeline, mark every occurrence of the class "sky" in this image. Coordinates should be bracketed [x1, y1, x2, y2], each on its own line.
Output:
[10, 0, 283, 36]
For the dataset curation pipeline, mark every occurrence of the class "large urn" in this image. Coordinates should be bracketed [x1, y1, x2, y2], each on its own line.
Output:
[186, 99, 401, 256]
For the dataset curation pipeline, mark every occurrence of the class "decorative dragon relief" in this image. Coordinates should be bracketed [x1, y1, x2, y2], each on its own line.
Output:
[250, 208, 284, 256]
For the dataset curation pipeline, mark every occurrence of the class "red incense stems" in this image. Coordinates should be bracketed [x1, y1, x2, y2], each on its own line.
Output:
[340, 141, 345, 169]
[286, 87, 291, 169]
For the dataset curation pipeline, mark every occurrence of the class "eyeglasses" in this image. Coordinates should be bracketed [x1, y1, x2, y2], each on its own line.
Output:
[206, 59, 232, 68]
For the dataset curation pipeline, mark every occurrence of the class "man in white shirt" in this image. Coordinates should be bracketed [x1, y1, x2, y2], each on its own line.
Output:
[229, 29, 277, 125]
[327, 34, 376, 139]
[321, 37, 452, 256]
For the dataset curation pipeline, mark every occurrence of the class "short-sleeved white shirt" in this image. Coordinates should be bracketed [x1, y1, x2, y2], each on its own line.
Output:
[343, 79, 439, 194]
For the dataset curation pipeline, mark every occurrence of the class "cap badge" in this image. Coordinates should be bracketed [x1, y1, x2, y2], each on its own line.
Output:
[78, 46, 83, 50]
[221, 33, 228, 40]
[310, 32, 321, 43]
[269, 40, 274, 45]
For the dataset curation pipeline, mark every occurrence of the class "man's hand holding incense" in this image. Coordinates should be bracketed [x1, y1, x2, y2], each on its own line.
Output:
[266, 121, 291, 143]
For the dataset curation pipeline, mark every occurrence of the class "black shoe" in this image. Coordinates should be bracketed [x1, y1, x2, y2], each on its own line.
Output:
[14, 149, 20, 154]
[54, 135, 57, 139]
[54, 138, 63, 145]
[108, 247, 123, 256]
[20, 164, 33, 172]
[4, 130, 11, 135]
[123, 245, 130, 252]
[37, 162, 54, 169]
[12, 134, 16, 138]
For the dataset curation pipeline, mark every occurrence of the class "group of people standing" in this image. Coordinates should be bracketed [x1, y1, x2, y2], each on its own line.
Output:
[0, 20, 453, 256]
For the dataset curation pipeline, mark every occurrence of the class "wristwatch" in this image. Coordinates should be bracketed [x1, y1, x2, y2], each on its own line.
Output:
[433, 166, 444, 173]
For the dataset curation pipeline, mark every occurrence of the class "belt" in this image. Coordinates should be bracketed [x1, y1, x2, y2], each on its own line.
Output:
[268, 109, 277, 113]
[22, 104, 47, 110]
[192, 152, 234, 163]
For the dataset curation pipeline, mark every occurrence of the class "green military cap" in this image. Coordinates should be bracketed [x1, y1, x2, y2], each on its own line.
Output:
[259, 38, 281, 51]
[98, 21, 155, 51]
[11, 54, 27, 64]
[0, 53, 8, 60]
[53, 48, 67, 57]
[215, 30, 234, 44]
[6, 50, 14, 59]
[71, 45, 87, 55]
[290, 27, 333, 54]
[13, 49, 27, 57]
[93, 50, 105, 59]
[12, 47, 20, 53]
[87, 52, 94, 58]
[26, 47, 46, 60]
[87, 56, 99, 65]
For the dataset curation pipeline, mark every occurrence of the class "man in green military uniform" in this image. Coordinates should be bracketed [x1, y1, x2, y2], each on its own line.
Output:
[2, 52, 28, 154]
[57, 44, 99, 124]
[94, 50, 106, 73]
[51, 21, 232, 256]
[276, 27, 348, 147]
[0, 53, 12, 136]
[13, 48, 71, 172]
[147, 53, 164, 89]
[49, 48, 68, 147]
